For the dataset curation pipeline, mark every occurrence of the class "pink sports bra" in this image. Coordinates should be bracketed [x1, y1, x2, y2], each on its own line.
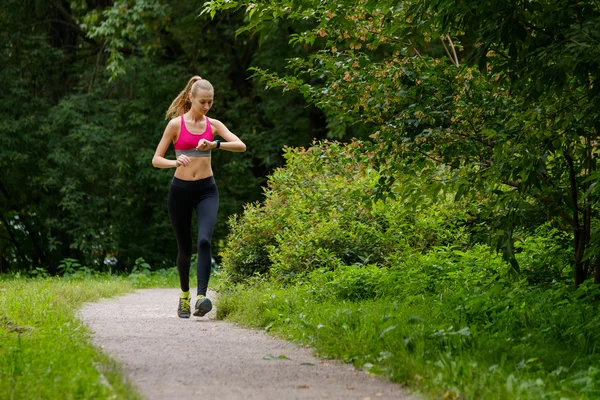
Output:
[174, 115, 214, 157]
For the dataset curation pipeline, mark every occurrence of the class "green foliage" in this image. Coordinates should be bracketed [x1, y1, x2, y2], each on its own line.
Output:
[204, 0, 600, 286]
[221, 204, 278, 280]
[0, 277, 140, 399]
[131, 257, 152, 274]
[515, 225, 572, 285]
[2, 0, 352, 274]
[217, 242, 600, 399]
[215, 136, 596, 397]
[125, 260, 181, 289]
[57, 258, 82, 276]
[30, 60, 189, 270]
[87, 0, 171, 79]
[216, 108, 597, 397]
[56, 258, 97, 278]
[222, 141, 471, 282]
[421, 0, 600, 99]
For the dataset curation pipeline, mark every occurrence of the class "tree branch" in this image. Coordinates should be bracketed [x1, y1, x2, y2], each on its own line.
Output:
[441, 37, 459, 67]
[446, 35, 460, 67]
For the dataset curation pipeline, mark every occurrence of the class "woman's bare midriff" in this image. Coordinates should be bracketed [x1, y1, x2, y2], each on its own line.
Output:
[174, 157, 213, 181]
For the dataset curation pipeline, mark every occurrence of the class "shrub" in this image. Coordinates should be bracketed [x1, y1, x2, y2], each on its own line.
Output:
[220, 204, 279, 282]
[222, 141, 473, 282]
[514, 224, 572, 285]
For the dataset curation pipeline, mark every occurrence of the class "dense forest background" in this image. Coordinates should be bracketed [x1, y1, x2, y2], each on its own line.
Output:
[0, 0, 364, 273]
[2, 0, 600, 290]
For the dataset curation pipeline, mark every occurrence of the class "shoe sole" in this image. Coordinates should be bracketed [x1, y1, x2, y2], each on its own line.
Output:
[193, 298, 213, 317]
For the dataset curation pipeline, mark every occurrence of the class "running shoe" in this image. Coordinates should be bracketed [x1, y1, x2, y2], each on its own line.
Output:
[178, 296, 191, 318]
[193, 295, 213, 317]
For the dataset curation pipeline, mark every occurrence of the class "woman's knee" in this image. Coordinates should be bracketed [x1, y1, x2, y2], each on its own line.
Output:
[197, 237, 212, 251]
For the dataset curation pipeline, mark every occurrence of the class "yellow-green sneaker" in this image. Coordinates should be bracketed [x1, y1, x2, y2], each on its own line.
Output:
[193, 295, 212, 317]
[178, 296, 191, 319]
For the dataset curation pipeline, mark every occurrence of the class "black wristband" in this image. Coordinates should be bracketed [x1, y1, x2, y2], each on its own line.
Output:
[214, 139, 221, 149]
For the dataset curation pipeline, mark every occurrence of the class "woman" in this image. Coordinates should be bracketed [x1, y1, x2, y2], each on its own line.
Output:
[152, 76, 246, 318]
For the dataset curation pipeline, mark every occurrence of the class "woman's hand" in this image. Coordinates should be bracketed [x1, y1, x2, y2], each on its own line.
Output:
[175, 155, 191, 167]
[196, 139, 216, 151]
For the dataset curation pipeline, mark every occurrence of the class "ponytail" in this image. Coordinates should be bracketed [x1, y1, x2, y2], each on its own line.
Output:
[165, 76, 203, 120]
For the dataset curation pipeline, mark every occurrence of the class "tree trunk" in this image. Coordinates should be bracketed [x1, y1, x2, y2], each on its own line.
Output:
[47, 0, 79, 101]
[0, 214, 26, 265]
[574, 206, 591, 286]
[565, 150, 587, 287]
[595, 255, 600, 285]
[0, 181, 47, 267]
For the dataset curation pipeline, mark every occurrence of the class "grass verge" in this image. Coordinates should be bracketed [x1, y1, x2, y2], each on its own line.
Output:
[0, 277, 138, 399]
[216, 272, 600, 400]
[0, 267, 190, 400]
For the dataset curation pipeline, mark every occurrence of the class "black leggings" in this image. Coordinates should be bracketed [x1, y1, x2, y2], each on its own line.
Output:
[168, 176, 219, 296]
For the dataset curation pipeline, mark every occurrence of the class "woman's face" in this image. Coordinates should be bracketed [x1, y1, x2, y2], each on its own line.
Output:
[189, 89, 214, 115]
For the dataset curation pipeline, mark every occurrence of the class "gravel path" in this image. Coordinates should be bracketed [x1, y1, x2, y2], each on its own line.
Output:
[78, 289, 415, 400]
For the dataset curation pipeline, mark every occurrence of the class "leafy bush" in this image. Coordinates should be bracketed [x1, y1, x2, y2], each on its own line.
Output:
[221, 141, 472, 282]
[514, 224, 572, 285]
[220, 204, 281, 281]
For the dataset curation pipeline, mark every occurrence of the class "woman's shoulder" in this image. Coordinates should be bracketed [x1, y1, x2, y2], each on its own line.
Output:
[167, 116, 182, 128]
[164, 116, 182, 140]
[206, 116, 224, 128]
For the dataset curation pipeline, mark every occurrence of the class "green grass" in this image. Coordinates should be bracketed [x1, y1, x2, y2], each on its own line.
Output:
[0, 276, 138, 399]
[216, 276, 600, 400]
[0, 267, 194, 400]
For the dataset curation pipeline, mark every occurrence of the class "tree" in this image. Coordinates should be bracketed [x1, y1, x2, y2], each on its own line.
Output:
[0, 0, 92, 271]
[1, 0, 346, 272]
[202, 0, 600, 287]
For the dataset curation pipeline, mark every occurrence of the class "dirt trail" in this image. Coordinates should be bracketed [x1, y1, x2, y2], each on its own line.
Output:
[78, 289, 415, 400]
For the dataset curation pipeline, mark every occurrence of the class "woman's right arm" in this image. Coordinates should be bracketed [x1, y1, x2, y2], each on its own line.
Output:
[152, 119, 190, 168]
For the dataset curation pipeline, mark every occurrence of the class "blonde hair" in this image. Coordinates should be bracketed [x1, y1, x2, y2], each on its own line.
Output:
[165, 76, 215, 119]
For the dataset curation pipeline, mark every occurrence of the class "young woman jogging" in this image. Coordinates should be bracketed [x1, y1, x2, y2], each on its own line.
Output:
[152, 76, 246, 318]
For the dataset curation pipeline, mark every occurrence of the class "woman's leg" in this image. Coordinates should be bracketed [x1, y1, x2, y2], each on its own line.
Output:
[195, 187, 219, 296]
[168, 183, 193, 293]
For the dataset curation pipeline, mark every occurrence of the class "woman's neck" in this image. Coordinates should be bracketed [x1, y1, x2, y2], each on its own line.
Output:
[186, 110, 205, 123]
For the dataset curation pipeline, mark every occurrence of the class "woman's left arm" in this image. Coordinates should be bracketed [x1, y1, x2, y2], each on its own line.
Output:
[201, 119, 246, 152]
